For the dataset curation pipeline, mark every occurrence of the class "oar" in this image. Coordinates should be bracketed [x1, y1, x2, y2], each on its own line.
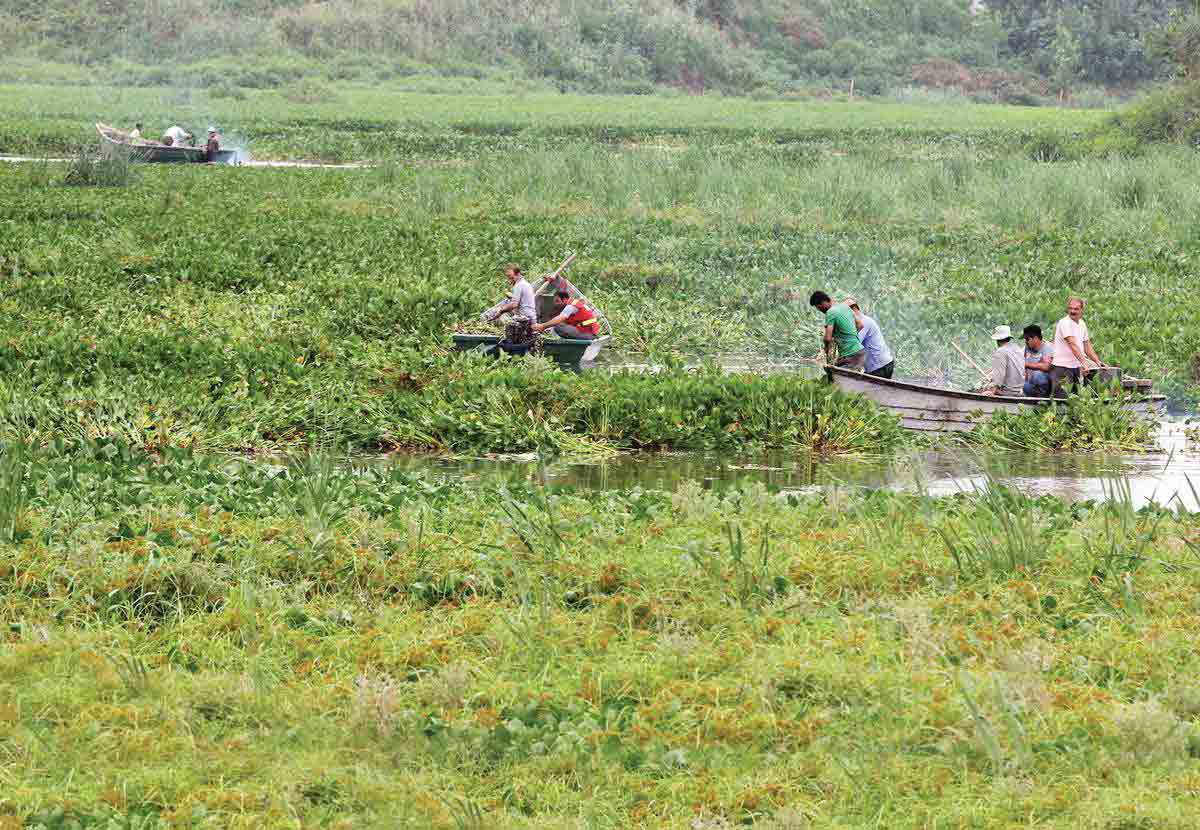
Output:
[545, 252, 577, 285]
[951, 340, 991, 385]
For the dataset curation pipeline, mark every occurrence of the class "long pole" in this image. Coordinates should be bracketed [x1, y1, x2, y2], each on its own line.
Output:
[951, 340, 991, 384]
[545, 252, 576, 284]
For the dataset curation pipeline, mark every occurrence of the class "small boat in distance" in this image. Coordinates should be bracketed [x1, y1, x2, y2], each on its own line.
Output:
[825, 364, 1166, 432]
[96, 123, 238, 164]
[452, 272, 612, 368]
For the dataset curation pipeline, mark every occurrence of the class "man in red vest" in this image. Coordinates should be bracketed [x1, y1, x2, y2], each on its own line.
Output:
[532, 288, 601, 341]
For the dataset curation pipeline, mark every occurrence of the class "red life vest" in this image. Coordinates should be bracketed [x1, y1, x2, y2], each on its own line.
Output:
[561, 298, 600, 335]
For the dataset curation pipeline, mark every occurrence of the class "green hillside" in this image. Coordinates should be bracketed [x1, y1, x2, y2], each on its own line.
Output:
[0, 0, 1191, 100]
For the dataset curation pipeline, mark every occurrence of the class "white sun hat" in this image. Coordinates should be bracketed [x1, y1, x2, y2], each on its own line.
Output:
[990, 325, 1012, 341]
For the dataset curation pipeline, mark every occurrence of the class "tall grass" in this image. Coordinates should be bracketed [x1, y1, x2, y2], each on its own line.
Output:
[369, 142, 1200, 243]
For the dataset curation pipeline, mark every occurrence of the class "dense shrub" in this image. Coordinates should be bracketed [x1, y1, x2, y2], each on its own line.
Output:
[0, 0, 1187, 97]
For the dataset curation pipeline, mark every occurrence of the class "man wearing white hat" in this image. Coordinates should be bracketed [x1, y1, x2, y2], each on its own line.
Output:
[983, 324, 1025, 396]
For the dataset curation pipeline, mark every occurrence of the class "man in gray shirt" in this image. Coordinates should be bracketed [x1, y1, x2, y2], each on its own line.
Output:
[482, 264, 537, 323]
[1021, 324, 1054, 397]
[983, 325, 1025, 396]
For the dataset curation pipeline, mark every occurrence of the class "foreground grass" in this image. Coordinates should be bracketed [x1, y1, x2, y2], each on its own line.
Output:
[2, 447, 1200, 827]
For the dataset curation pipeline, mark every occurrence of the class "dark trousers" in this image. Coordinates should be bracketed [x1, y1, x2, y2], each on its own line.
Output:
[1024, 370, 1052, 398]
[835, 351, 867, 371]
[1051, 365, 1091, 399]
[867, 361, 895, 379]
[553, 323, 595, 341]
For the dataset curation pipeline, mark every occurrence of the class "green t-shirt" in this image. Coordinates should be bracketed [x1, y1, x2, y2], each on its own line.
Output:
[824, 303, 862, 356]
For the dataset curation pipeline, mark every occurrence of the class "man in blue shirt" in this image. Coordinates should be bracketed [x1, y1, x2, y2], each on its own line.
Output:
[845, 297, 895, 379]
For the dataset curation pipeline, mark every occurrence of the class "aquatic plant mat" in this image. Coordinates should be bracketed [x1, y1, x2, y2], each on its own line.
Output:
[3, 444, 1200, 826]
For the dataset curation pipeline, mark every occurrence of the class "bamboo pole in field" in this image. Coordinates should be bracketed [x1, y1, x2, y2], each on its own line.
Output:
[544, 252, 576, 284]
[951, 340, 991, 384]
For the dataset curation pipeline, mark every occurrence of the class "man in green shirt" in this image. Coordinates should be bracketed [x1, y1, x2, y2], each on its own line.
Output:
[809, 290, 865, 370]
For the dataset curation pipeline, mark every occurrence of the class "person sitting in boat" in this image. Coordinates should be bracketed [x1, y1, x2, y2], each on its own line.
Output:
[481, 264, 536, 323]
[844, 296, 894, 379]
[983, 325, 1025, 396]
[1051, 297, 1107, 398]
[532, 288, 600, 341]
[162, 125, 192, 147]
[1022, 324, 1054, 397]
[129, 123, 144, 142]
[809, 291, 865, 370]
[204, 127, 221, 162]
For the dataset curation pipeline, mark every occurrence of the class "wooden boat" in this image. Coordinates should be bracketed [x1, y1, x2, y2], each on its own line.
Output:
[96, 123, 238, 164]
[451, 333, 608, 367]
[453, 269, 612, 367]
[825, 364, 1166, 432]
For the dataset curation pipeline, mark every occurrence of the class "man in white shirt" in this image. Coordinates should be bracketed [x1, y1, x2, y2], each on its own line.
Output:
[1051, 297, 1105, 398]
[983, 325, 1025, 396]
[129, 123, 143, 142]
[162, 125, 192, 147]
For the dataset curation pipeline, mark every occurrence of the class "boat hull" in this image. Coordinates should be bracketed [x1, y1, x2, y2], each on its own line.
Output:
[825, 365, 1166, 432]
[97, 123, 237, 164]
[451, 334, 610, 367]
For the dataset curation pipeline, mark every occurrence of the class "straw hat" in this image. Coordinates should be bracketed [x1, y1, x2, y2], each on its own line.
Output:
[990, 325, 1012, 341]
[843, 295, 860, 309]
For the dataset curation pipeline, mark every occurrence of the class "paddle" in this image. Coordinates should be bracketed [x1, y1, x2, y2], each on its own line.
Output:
[951, 340, 992, 386]
[542, 252, 577, 288]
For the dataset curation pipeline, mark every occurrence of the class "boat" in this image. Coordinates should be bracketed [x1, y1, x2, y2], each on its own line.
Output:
[452, 272, 612, 367]
[451, 333, 606, 367]
[825, 364, 1166, 432]
[96, 123, 238, 164]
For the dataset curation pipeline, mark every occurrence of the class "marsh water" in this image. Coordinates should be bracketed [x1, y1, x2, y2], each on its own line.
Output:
[382, 421, 1200, 510]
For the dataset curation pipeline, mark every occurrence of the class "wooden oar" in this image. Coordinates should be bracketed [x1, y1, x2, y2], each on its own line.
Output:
[545, 252, 577, 284]
[951, 340, 991, 385]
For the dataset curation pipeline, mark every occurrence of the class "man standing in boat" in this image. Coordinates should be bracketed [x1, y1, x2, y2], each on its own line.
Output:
[1051, 297, 1106, 398]
[809, 291, 865, 370]
[204, 127, 221, 162]
[983, 325, 1025, 396]
[844, 296, 894, 379]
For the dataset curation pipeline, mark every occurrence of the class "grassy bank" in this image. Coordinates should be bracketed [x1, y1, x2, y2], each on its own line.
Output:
[2, 445, 1200, 827]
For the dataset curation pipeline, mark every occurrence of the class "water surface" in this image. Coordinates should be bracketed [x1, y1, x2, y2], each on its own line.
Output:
[380, 422, 1200, 509]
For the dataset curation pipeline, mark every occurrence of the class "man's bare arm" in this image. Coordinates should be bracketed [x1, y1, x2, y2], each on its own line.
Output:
[533, 310, 569, 332]
[823, 324, 835, 362]
[1083, 340, 1104, 366]
[1063, 335, 1090, 374]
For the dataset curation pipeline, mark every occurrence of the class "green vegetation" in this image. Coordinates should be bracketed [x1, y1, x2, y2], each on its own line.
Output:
[0, 83, 1104, 161]
[2, 57, 1195, 828]
[2, 0, 1190, 100]
[3, 444, 1200, 826]
[0, 89, 1190, 459]
[973, 387, 1161, 452]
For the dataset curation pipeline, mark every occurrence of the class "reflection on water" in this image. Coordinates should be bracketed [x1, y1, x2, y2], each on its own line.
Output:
[381, 422, 1200, 509]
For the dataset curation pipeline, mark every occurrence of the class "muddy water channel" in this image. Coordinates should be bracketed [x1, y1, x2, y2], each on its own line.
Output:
[380, 422, 1200, 509]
